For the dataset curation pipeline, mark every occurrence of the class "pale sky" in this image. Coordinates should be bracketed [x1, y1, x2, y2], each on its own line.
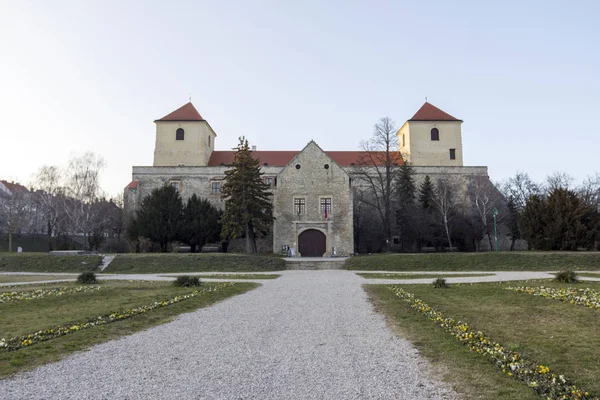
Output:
[1, 0, 599, 196]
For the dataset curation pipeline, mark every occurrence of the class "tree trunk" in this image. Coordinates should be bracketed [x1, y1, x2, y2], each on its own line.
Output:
[443, 216, 452, 248]
[245, 222, 257, 253]
[190, 244, 197, 253]
[47, 220, 53, 251]
[8, 232, 13, 252]
[510, 237, 516, 251]
[487, 233, 493, 252]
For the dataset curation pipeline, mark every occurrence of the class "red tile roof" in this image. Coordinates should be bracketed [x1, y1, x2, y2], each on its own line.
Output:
[126, 181, 139, 189]
[155, 102, 204, 122]
[208, 151, 403, 167]
[0, 180, 29, 194]
[409, 102, 461, 122]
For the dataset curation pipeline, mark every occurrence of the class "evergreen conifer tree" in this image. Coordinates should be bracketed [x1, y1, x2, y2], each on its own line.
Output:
[418, 175, 434, 209]
[137, 185, 183, 252]
[220, 137, 274, 253]
[181, 194, 222, 253]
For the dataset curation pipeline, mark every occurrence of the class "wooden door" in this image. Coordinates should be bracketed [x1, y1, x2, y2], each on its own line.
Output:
[298, 229, 326, 257]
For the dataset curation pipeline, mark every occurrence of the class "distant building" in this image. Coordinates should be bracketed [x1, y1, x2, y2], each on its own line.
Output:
[125, 102, 491, 255]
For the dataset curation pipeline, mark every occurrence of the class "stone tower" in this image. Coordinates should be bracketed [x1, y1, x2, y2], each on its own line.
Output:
[153, 102, 217, 167]
[397, 102, 463, 166]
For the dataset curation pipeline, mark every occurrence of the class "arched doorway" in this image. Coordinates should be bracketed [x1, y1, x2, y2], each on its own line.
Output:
[298, 229, 326, 257]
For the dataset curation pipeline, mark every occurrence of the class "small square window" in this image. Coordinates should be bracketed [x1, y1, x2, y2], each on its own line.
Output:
[211, 181, 220, 194]
[294, 198, 305, 215]
[265, 177, 273, 187]
[170, 181, 180, 192]
[449, 148, 456, 160]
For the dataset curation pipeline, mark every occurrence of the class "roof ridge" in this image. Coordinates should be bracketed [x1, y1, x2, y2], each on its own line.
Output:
[155, 102, 204, 122]
[409, 102, 461, 122]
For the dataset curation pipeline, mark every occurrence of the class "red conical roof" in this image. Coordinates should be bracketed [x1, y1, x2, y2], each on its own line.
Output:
[409, 102, 461, 122]
[155, 102, 204, 122]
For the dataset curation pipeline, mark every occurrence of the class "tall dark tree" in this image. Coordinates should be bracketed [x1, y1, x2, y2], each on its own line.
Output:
[181, 194, 222, 253]
[418, 175, 434, 210]
[137, 185, 183, 252]
[395, 163, 417, 251]
[505, 196, 520, 250]
[220, 137, 274, 253]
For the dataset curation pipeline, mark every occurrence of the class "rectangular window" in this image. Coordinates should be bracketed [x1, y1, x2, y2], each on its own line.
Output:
[449, 148, 456, 160]
[170, 181, 180, 192]
[208, 135, 211, 147]
[320, 198, 332, 215]
[265, 177, 273, 187]
[211, 181, 220, 194]
[402, 134, 405, 147]
[294, 198, 305, 215]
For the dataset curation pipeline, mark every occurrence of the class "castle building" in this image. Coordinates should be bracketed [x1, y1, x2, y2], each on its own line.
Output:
[124, 102, 489, 256]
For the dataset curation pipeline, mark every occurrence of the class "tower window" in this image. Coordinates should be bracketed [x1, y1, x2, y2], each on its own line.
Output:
[294, 198, 305, 215]
[402, 134, 405, 147]
[449, 148, 456, 160]
[430, 128, 439, 141]
[176, 128, 185, 140]
[208, 135, 211, 147]
[211, 181, 220, 194]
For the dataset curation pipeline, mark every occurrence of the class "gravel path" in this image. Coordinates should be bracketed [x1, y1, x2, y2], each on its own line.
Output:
[0, 270, 457, 399]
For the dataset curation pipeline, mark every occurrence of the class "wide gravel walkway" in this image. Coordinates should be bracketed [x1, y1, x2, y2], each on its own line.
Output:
[0, 271, 456, 399]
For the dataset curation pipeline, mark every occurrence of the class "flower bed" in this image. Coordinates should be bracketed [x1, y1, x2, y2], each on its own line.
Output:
[505, 286, 600, 311]
[387, 285, 597, 400]
[0, 282, 235, 351]
[0, 285, 101, 304]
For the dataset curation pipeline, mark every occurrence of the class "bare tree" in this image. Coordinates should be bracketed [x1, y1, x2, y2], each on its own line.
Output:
[63, 152, 106, 249]
[431, 178, 459, 248]
[354, 117, 403, 251]
[32, 165, 64, 251]
[501, 171, 540, 212]
[578, 172, 600, 211]
[0, 184, 31, 252]
[545, 172, 574, 192]
[469, 176, 504, 251]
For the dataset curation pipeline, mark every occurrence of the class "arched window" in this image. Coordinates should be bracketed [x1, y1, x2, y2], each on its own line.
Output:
[176, 128, 184, 140]
[430, 128, 439, 141]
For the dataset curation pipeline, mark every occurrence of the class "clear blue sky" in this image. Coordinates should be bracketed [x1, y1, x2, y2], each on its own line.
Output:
[1, 0, 598, 196]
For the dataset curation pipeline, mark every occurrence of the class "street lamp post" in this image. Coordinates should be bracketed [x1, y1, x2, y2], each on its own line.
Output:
[493, 207, 499, 252]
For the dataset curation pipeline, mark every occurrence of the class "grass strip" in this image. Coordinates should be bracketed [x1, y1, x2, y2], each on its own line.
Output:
[579, 273, 600, 278]
[506, 286, 600, 311]
[346, 252, 600, 271]
[357, 273, 493, 279]
[0, 275, 75, 284]
[0, 283, 235, 351]
[0, 254, 102, 272]
[387, 285, 597, 400]
[105, 253, 286, 273]
[0, 285, 101, 304]
[162, 274, 280, 280]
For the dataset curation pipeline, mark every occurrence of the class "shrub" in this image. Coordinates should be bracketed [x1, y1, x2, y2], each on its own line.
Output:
[432, 278, 448, 288]
[554, 270, 579, 283]
[174, 275, 202, 287]
[77, 271, 98, 284]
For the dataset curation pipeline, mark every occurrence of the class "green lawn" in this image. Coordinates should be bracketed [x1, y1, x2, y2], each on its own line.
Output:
[347, 252, 600, 271]
[357, 273, 493, 279]
[160, 273, 281, 280]
[579, 272, 600, 278]
[365, 281, 600, 399]
[0, 253, 102, 272]
[0, 274, 76, 283]
[0, 280, 258, 377]
[104, 253, 286, 273]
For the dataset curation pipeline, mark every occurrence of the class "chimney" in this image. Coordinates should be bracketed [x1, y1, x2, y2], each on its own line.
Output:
[251, 145, 257, 151]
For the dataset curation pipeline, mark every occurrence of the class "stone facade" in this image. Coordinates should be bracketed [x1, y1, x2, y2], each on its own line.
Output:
[124, 101, 497, 255]
[273, 142, 353, 256]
